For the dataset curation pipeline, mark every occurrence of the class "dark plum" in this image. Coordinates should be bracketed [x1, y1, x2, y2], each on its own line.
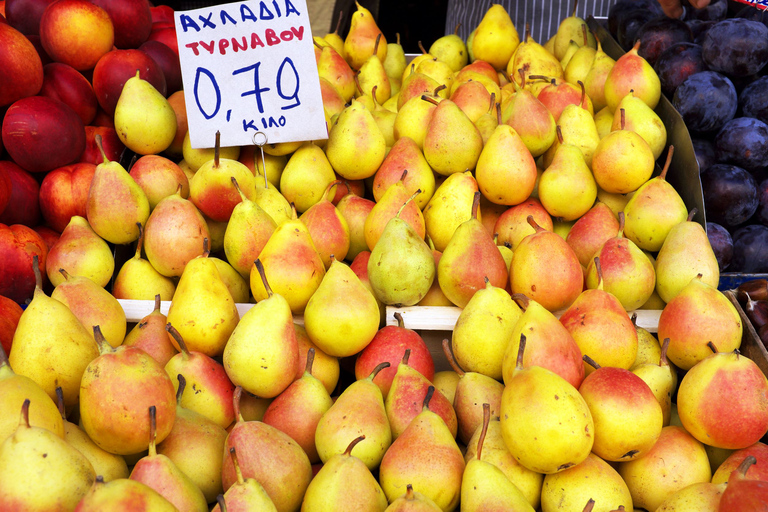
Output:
[715, 117, 768, 173]
[688, 0, 728, 22]
[731, 224, 768, 273]
[673, 71, 737, 134]
[700, 163, 759, 227]
[617, 10, 658, 51]
[706, 222, 733, 271]
[735, 4, 768, 30]
[702, 19, 768, 77]
[756, 179, 768, 227]
[739, 76, 768, 123]
[609, 0, 663, 40]
[687, 20, 717, 45]
[636, 17, 692, 67]
[692, 137, 717, 173]
[654, 43, 708, 98]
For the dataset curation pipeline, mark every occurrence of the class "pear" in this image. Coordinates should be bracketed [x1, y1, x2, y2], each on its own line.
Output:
[280, 141, 337, 214]
[384, 484, 442, 511]
[0, 343, 64, 444]
[253, 165, 293, 226]
[9, 256, 99, 408]
[438, 192, 509, 307]
[718, 455, 768, 510]
[393, 87, 440, 150]
[372, 136, 435, 210]
[604, 39, 661, 111]
[500, 334, 594, 474]
[301, 436, 388, 512]
[493, 197, 553, 250]
[654, 481, 726, 512]
[300, 180, 351, 269]
[451, 277, 521, 381]
[250, 204, 326, 314]
[422, 97, 484, 176]
[344, 1, 387, 70]
[623, 146, 688, 252]
[224, 259, 299, 399]
[224, 176, 276, 278]
[461, 403, 536, 512]
[565, 201, 620, 268]
[315, 362, 392, 470]
[74, 477, 178, 511]
[51, 269, 126, 348]
[45, 215, 114, 288]
[115, 71, 176, 155]
[0, 399, 96, 510]
[122, 294, 178, 367]
[563, 32, 597, 87]
[365, 170, 426, 251]
[294, 323, 341, 395]
[554, 1, 596, 59]
[540, 453, 632, 512]
[452, 79, 493, 124]
[592, 108, 655, 194]
[165, 324, 236, 429]
[80, 326, 177, 455]
[315, 39, 355, 102]
[502, 70, 557, 157]
[326, 99, 386, 180]
[384, 32, 408, 83]
[507, 26, 564, 87]
[112, 223, 176, 300]
[166, 238, 239, 357]
[632, 337, 676, 426]
[337, 193, 376, 262]
[182, 131, 241, 172]
[212, 446, 277, 512]
[157, 374, 228, 503]
[542, 88, 600, 168]
[129, 405, 208, 512]
[429, 24, 468, 73]
[538, 125, 597, 221]
[189, 131, 257, 222]
[584, 39, 615, 112]
[86, 134, 150, 245]
[262, 349, 333, 464]
[471, 4, 520, 71]
[368, 189, 435, 306]
[357, 34, 392, 106]
[612, 90, 667, 160]
[379, 386, 465, 511]
[655, 209, 719, 303]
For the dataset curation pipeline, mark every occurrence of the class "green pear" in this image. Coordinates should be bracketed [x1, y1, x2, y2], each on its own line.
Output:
[632, 338, 676, 426]
[393, 87, 440, 150]
[357, 34, 392, 106]
[384, 33, 408, 83]
[584, 39, 615, 112]
[611, 91, 668, 160]
[654, 481, 726, 512]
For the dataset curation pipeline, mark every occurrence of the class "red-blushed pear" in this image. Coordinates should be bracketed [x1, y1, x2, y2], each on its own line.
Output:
[565, 201, 620, 269]
[0, 21, 43, 106]
[225, 259, 299, 399]
[39, 0, 114, 71]
[224, 176, 276, 278]
[45, 215, 114, 288]
[451, 78, 493, 123]
[618, 426, 712, 512]
[129, 154, 189, 210]
[561, 257, 638, 375]
[0, 224, 47, 304]
[438, 192, 508, 308]
[385, 349, 458, 440]
[585, 211, 656, 311]
[129, 405, 208, 512]
[355, 311, 435, 398]
[79, 325, 176, 455]
[712, 442, 768, 484]
[717, 456, 768, 511]
[534, 76, 593, 121]
[372, 136, 435, 210]
[222, 387, 313, 512]
[510, 215, 583, 312]
[344, 1, 386, 70]
[74, 476, 178, 512]
[51, 269, 127, 348]
[676, 343, 768, 450]
[365, 170, 426, 251]
[0, 343, 64, 444]
[500, 334, 594, 474]
[380, 386, 465, 511]
[112, 223, 176, 301]
[579, 354, 663, 462]
[337, 192, 376, 262]
[294, 323, 340, 395]
[603, 39, 661, 112]
[657, 275, 742, 371]
[315, 40, 356, 103]
[39, 62, 98, 125]
[262, 349, 333, 464]
[165, 324, 236, 430]
[91, 48, 166, 116]
[0, 399, 96, 510]
[212, 447, 278, 512]
[315, 361, 392, 471]
[442, 339, 504, 446]
[494, 197, 553, 250]
[385, 484, 443, 511]
[0, 161, 41, 227]
[39, 162, 96, 233]
[299, 180, 351, 269]
[502, 294, 585, 389]
[0, 296, 23, 357]
[122, 295, 178, 367]
[654, 480, 725, 512]
[157, 375, 228, 503]
[9, 256, 98, 408]
[632, 337, 676, 426]
[501, 69, 557, 158]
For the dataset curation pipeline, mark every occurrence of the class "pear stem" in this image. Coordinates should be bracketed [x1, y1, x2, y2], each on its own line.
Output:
[373, 33, 382, 57]
[176, 374, 186, 404]
[511, 293, 530, 311]
[325, 180, 348, 203]
[620, 108, 626, 130]
[55, 386, 66, 421]
[687, 208, 697, 222]
[471, 192, 481, 220]
[578, 80, 586, 109]
[572, 0, 579, 17]
[476, 403, 491, 461]
[313, 39, 322, 49]
[343, 435, 365, 456]
[422, 385, 435, 411]
[394, 312, 405, 329]
[583, 354, 601, 369]
[495, 100, 501, 125]
[659, 145, 674, 181]
[441, 339, 465, 377]
[434, 84, 447, 96]
[618, 211, 625, 236]
[231, 177, 248, 202]
[94, 134, 109, 165]
[516, 333, 527, 370]
[216, 495, 228, 512]
[148, 405, 157, 457]
[229, 446, 246, 485]
[93, 325, 114, 354]
[203, 237, 210, 258]
[134, 222, 145, 260]
[421, 94, 439, 106]
[401, 348, 411, 366]
[305, 348, 316, 375]
[405, 484, 415, 500]
[371, 85, 379, 106]
[166, 323, 191, 356]
[32, 254, 42, 291]
[58, 268, 71, 281]
[396, 188, 421, 218]
[213, 131, 221, 168]
[737, 455, 758, 477]
[660, 338, 670, 368]
[526, 214, 543, 233]
[583, 498, 596, 512]
[20, 398, 30, 429]
[418, 40, 427, 55]
[399, 169, 408, 182]
[333, 10, 343, 35]
[369, 361, 391, 380]
[254, 259, 274, 298]
[525, 23, 531, 43]
[556, 125, 564, 145]
[708, 341, 719, 354]
[581, 23, 587, 46]
[518, 68, 526, 89]
[233, 386, 244, 423]
[593, 256, 604, 290]
[153, 294, 161, 313]
[396, 32, 401, 45]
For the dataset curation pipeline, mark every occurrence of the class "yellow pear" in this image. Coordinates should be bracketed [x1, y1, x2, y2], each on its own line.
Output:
[422, 97, 484, 176]
[584, 39, 615, 112]
[611, 91, 667, 160]
[326, 99, 386, 180]
[507, 26, 564, 87]
[423, 170, 480, 252]
[472, 4, 520, 71]
[279, 142, 336, 214]
[429, 25, 468, 73]
[553, 1, 596, 61]
[114, 71, 177, 155]
[592, 108, 655, 194]
[540, 453, 632, 512]
[45, 215, 114, 288]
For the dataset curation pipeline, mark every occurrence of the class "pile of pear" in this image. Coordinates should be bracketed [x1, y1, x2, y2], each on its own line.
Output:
[4, 1, 768, 511]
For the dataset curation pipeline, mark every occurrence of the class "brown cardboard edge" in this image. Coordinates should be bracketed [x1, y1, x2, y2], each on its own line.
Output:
[725, 289, 768, 378]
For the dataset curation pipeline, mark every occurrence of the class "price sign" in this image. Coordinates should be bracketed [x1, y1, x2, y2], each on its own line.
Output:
[175, 0, 327, 149]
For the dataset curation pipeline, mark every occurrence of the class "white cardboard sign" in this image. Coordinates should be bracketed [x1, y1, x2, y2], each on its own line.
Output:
[175, 0, 327, 149]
